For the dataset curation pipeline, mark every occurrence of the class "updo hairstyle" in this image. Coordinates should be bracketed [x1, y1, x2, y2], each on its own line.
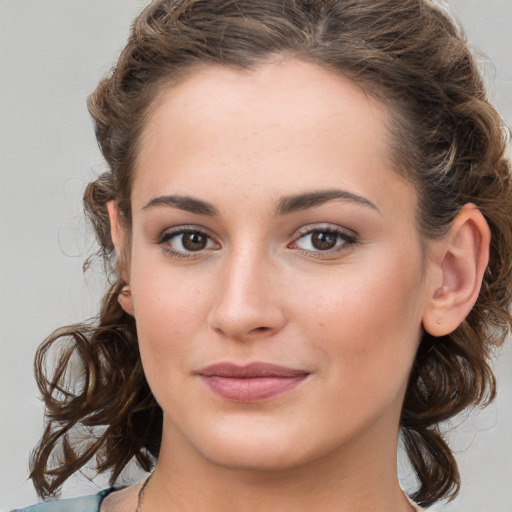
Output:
[30, 1, 512, 508]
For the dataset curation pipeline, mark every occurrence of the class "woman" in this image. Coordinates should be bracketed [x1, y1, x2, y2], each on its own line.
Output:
[13, 0, 512, 511]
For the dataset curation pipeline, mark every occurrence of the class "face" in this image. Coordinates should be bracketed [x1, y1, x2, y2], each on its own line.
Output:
[119, 60, 432, 473]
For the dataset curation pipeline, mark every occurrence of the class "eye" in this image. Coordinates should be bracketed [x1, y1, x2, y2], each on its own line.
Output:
[291, 226, 357, 254]
[158, 227, 219, 257]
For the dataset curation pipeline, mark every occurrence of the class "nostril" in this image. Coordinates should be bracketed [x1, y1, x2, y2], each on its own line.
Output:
[250, 326, 270, 334]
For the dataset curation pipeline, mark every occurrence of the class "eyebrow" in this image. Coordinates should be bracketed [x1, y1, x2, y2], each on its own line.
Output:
[141, 188, 379, 217]
[142, 195, 219, 216]
[275, 189, 380, 215]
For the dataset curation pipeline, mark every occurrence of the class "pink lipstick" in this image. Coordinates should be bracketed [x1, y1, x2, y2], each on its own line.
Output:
[197, 362, 309, 402]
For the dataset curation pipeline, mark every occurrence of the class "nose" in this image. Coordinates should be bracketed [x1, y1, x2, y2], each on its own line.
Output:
[208, 249, 287, 342]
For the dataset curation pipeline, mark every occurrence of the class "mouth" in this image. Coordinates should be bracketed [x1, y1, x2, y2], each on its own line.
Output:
[196, 362, 310, 402]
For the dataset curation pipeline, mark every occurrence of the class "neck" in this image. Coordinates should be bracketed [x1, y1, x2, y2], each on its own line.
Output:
[143, 416, 413, 512]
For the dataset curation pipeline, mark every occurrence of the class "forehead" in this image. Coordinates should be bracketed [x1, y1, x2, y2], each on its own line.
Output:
[133, 59, 414, 218]
[139, 59, 388, 154]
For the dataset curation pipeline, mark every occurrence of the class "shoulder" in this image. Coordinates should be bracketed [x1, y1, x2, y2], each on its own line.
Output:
[11, 488, 118, 512]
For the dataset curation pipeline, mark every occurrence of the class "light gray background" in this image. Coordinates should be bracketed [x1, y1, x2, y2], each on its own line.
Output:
[0, 1, 511, 510]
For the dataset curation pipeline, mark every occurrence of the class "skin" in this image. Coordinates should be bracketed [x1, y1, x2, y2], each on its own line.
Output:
[102, 59, 490, 512]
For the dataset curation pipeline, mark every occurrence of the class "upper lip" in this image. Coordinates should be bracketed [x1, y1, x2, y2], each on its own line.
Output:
[197, 362, 309, 378]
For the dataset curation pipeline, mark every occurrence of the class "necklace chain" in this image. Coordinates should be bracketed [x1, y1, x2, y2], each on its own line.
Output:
[136, 474, 152, 512]
[134, 472, 419, 512]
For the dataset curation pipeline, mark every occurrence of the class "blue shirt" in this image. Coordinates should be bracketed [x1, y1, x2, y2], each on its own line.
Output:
[11, 488, 118, 512]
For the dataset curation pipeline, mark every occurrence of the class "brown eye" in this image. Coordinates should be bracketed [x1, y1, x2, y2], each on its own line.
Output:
[311, 231, 338, 250]
[159, 228, 218, 256]
[292, 226, 357, 255]
[182, 231, 208, 251]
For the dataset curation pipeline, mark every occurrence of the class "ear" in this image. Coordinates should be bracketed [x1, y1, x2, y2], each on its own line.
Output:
[422, 204, 490, 337]
[107, 201, 134, 316]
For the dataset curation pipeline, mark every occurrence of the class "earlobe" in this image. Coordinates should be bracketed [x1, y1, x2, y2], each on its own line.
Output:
[118, 284, 134, 316]
[422, 204, 490, 337]
[106, 201, 134, 316]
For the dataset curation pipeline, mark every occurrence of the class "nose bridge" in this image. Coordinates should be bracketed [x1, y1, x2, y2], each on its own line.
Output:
[209, 244, 286, 340]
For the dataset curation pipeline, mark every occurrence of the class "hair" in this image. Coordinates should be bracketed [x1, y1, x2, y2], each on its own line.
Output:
[30, 0, 512, 508]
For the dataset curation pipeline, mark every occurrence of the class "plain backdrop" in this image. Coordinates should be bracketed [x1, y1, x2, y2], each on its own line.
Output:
[1, 1, 511, 511]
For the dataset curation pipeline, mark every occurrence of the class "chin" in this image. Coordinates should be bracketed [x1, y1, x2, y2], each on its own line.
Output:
[162, 410, 321, 472]
[177, 414, 349, 474]
[198, 439, 313, 473]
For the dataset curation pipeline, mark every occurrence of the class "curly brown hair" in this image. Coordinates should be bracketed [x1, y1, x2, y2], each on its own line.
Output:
[30, 0, 512, 508]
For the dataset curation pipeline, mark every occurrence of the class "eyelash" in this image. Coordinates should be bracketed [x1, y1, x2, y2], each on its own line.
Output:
[288, 225, 359, 257]
[156, 225, 359, 259]
[156, 226, 220, 259]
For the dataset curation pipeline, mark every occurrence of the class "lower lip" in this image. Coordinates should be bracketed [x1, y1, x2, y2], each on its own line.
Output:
[200, 375, 308, 402]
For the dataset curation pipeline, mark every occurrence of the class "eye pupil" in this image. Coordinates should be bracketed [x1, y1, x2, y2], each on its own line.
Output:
[182, 232, 208, 251]
[311, 231, 337, 250]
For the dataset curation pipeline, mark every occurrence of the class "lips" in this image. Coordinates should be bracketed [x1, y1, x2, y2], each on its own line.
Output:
[197, 362, 310, 402]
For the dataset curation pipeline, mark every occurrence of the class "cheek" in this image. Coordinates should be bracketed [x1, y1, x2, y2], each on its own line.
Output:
[294, 250, 426, 384]
[129, 262, 212, 376]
